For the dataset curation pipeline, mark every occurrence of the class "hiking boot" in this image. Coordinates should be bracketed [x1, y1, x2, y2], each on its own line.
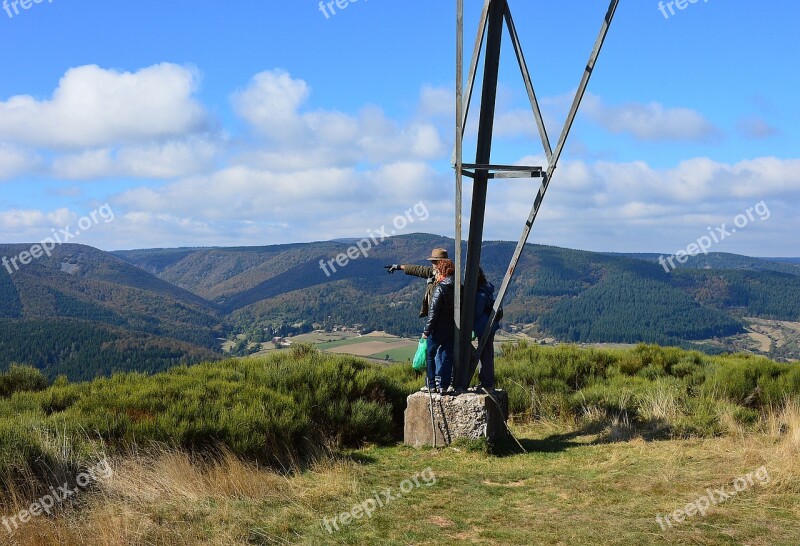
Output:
[419, 385, 433, 393]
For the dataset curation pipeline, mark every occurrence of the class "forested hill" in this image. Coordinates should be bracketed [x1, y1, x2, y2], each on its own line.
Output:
[615, 252, 800, 276]
[116, 234, 800, 350]
[0, 243, 224, 379]
[1, 235, 798, 380]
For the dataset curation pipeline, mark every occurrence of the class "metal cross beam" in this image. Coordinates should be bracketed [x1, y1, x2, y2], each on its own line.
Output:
[453, 0, 621, 390]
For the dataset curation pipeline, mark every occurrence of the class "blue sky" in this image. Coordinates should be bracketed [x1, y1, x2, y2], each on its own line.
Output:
[0, 0, 797, 256]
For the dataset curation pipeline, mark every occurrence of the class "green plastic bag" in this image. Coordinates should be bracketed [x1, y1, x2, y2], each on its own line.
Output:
[412, 337, 427, 371]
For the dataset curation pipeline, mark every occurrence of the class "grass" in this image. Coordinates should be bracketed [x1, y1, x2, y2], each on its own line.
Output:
[0, 347, 407, 500]
[2, 343, 800, 544]
[368, 346, 416, 362]
[315, 336, 399, 350]
[4, 413, 799, 545]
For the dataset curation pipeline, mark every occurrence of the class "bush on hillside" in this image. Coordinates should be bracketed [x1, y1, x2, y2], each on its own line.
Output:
[2, 341, 799, 499]
[0, 349, 407, 497]
[496, 341, 800, 436]
[0, 364, 48, 397]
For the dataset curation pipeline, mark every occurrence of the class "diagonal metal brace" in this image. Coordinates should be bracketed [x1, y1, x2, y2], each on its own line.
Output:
[475, 0, 620, 363]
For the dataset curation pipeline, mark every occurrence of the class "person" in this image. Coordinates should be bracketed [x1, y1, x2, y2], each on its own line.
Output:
[472, 267, 500, 393]
[385, 248, 449, 392]
[423, 259, 456, 393]
[385, 248, 448, 318]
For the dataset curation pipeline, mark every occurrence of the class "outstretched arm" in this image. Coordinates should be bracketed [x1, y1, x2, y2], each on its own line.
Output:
[402, 264, 435, 279]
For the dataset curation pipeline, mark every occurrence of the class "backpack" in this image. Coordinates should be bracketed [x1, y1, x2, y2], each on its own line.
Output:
[481, 284, 503, 322]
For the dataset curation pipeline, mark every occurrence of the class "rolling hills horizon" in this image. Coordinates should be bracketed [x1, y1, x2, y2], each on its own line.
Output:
[57, 239, 800, 263]
[1, 233, 799, 380]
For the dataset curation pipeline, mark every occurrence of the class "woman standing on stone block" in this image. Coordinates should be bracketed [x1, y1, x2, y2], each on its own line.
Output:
[423, 259, 456, 393]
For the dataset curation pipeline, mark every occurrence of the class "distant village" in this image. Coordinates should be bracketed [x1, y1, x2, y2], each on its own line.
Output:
[271, 324, 370, 348]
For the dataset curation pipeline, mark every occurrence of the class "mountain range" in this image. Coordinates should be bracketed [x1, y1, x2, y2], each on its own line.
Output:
[1, 233, 798, 379]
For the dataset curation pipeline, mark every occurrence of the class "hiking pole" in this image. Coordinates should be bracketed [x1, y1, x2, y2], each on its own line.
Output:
[426, 377, 437, 448]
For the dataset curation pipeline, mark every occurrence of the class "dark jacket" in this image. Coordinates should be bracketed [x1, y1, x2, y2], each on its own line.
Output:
[424, 275, 455, 339]
[403, 264, 436, 317]
[474, 281, 500, 337]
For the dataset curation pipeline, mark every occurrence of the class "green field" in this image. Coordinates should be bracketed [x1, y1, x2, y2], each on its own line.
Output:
[369, 345, 418, 362]
[315, 336, 399, 350]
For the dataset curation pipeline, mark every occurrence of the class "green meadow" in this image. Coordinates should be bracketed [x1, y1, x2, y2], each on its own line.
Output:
[0, 343, 798, 544]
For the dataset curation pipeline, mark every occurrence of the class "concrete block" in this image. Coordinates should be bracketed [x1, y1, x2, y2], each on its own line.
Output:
[403, 390, 509, 448]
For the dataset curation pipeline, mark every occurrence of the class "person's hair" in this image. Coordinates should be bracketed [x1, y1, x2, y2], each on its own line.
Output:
[478, 267, 487, 286]
[437, 259, 455, 278]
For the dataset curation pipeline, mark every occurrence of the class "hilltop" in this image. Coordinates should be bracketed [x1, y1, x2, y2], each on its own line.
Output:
[0, 344, 798, 544]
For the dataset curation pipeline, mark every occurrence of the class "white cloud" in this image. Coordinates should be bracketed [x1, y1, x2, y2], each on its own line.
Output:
[117, 159, 448, 223]
[458, 154, 800, 255]
[492, 109, 538, 138]
[51, 137, 222, 179]
[104, 151, 799, 255]
[52, 186, 83, 197]
[101, 159, 454, 248]
[556, 156, 800, 208]
[0, 64, 208, 149]
[727, 157, 800, 198]
[582, 94, 719, 142]
[231, 70, 446, 166]
[232, 69, 311, 143]
[462, 91, 721, 145]
[418, 85, 453, 118]
[5, 153, 797, 256]
[1, 65, 796, 257]
[0, 207, 74, 233]
[0, 68, 454, 245]
[0, 144, 40, 180]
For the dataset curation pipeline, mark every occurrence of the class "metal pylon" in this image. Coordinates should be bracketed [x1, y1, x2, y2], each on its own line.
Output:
[453, 0, 620, 389]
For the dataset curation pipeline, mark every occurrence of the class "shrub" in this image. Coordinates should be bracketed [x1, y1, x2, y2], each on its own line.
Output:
[0, 365, 48, 397]
[2, 342, 798, 498]
[495, 343, 800, 437]
[0, 350, 408, 488]
[618, 355, 644, 376]
[703, 357, 790, 405]
[637, 364, 667, 380]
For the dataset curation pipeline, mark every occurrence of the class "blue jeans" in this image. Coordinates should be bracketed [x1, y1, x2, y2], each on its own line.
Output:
[477, 329, 496, 389]
[426, 334, 454, 389]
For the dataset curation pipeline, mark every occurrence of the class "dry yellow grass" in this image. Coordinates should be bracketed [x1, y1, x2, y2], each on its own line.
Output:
[3, 400, 800, 545]
[1, 446, 367, 546]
